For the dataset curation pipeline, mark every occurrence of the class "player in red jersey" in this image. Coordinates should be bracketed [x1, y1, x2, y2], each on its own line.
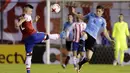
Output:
[16, 4, 64, 73]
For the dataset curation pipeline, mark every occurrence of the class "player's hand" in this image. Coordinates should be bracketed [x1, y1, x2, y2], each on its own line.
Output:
[60, 31, 66, 39]
[72, 7, 76, 14]
[16, 16, 27, 27]
[110, 40, 115, 47]
[34, 15, 40, 22]
[19, 16, 24, 20]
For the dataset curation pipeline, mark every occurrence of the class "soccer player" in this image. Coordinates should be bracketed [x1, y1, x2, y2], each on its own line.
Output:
[66, 12, 86, 70]
[16, 4, 63, 73]
[112, 14, 130, 66]
[72, 5, 114, 72]
[61, 14, 74, 69]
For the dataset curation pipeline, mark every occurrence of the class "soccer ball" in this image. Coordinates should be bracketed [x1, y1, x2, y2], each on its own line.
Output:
[51, 4, 61, 13]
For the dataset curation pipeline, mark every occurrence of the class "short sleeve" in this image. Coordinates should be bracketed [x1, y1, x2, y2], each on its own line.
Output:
[82, 22, 87, 31]
[102, 18, 107, 29]
[84, 12, 91, 20]
[63, 22, 67, 31]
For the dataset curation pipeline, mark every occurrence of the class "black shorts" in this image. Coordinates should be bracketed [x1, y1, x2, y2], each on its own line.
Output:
[85, 32, 96, 52]
[66, 40, 72, 51]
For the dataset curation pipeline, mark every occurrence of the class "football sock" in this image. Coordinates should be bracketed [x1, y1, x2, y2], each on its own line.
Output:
[80, 57, 88, 65]
[73, 56, 77, 65]
[25, 55, 32, 73]
[49, 34, 60, 40]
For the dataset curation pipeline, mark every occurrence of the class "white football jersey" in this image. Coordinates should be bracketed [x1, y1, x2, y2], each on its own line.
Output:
[67, 22, 86, 42]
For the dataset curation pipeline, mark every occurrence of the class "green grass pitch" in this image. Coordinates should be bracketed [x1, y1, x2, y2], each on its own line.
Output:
[0, 64, 130, 73]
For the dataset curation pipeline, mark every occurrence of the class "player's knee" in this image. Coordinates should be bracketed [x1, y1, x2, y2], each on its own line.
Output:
[87, 55, 93, 61]
[26, 52, 32, 56]
[82, 32, 88, 40]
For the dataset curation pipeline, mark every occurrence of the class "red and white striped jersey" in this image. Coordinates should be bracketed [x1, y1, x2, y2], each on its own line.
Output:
[67, 22, 86, 42]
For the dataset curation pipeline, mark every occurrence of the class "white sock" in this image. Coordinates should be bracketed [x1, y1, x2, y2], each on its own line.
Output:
[49, 34, 60, 40]
[73, 56, 77, 65]
[25, 56, 32, 69]
[80, 56, 85, 62]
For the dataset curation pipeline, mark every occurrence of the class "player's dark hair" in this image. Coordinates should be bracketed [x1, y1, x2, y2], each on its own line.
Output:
[118, 13, 124, 21]
[67, 13, 74, 22]
[120, 13, 123, 16]
[24, 4, 34, 9]
[77, 12, 81, 14]
[68, 13, 73, 16]
[96, 5, 104, 11]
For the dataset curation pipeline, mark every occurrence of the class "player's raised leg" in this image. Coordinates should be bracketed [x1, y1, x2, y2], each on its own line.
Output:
[48, 34, 61, 40]
[24, 32, 64, 73]
[35, 32, 65, 43]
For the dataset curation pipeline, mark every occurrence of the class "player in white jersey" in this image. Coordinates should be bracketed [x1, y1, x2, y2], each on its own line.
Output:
[66, 12, 86, 70]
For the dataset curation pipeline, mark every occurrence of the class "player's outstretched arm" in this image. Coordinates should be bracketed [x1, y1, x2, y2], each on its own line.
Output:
[16, 16, 26, 27]
[72, 7, 84, 20]
[103, 28, 115, 46]
[33, 15, 40, 23]
[103, 28, 113, 41]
